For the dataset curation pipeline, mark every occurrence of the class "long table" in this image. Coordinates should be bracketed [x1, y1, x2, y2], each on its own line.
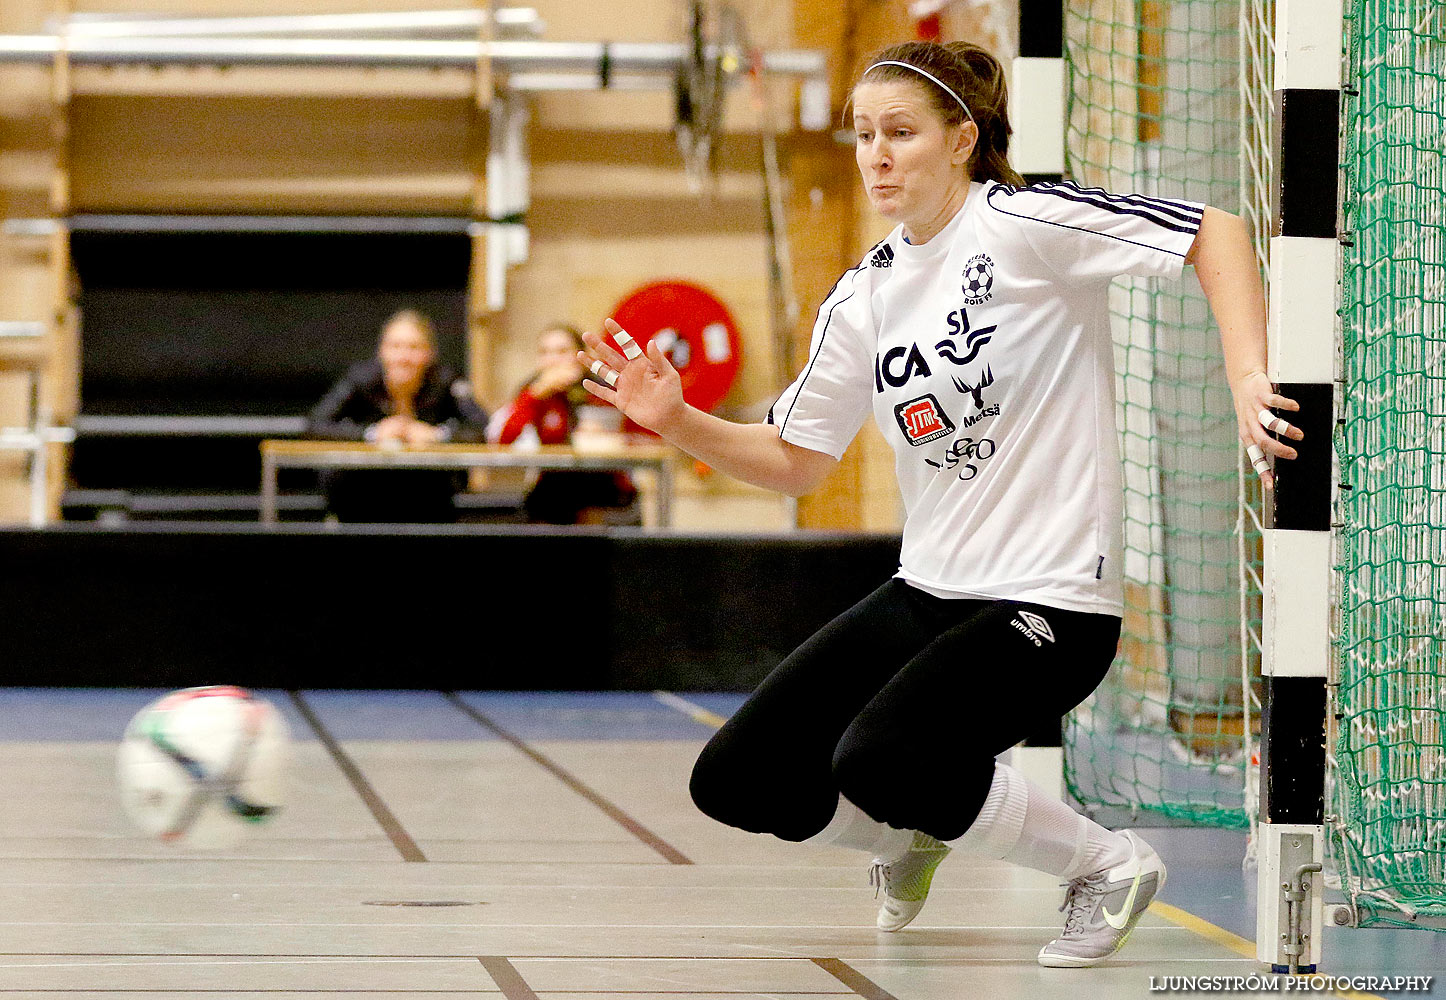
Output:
[259, 439, 675, 526]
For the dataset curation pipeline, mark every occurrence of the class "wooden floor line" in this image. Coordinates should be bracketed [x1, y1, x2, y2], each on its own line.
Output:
[812, 957, 899, 1000]
[477, 955, 540, 999]
[287, 691, 426, 863]
[442, 692, 692, 866]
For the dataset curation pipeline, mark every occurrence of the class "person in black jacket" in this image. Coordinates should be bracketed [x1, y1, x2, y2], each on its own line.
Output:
[308, 309, 488, 522]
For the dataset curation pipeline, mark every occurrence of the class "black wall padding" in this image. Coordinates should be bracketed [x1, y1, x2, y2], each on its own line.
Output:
[72, 231, 470, 417]
[0, 528, 902, 690]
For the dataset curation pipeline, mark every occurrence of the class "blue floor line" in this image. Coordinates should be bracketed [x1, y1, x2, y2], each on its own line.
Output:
[0, 687, 744, 742]
[454, 690, 723, 740]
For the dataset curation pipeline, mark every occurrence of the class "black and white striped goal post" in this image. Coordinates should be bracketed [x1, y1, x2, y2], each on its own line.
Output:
[1256, 0, 1342, 975]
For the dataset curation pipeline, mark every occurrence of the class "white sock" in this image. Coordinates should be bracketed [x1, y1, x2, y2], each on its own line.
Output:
[803, 793, 913, 861]
[949, 762, 1131, 879]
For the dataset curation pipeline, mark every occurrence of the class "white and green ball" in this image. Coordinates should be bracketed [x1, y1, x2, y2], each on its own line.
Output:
[117, 685, 287, 848]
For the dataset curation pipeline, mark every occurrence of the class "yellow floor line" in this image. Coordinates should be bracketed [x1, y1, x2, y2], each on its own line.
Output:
[1149, 900, 1255, 959]
[655, 691, 1384, 1000]
[652, 690, 729, 730]
[1150, 901, 1383, 1000]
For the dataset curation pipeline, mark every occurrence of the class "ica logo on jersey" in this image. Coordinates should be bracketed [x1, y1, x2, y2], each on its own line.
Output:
[874, 343, 933, 392]
[893, 394, 955, 446]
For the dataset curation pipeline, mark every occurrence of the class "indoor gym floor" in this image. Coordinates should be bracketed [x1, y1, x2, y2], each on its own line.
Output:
[1, 689, 1442, 999]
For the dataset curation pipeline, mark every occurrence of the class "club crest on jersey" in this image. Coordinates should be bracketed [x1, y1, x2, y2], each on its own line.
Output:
[893, 394, 955, 446]
[962, 253, 994, 305]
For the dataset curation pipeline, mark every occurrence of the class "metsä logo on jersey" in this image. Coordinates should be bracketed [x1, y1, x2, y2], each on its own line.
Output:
[893, 394, 955, 446]
[1010, 610, 1056, 647]
[952, 366, 994, 409]
[963, 253, 994, 305]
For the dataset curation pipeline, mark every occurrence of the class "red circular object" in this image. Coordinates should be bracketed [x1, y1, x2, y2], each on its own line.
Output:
[607, 281, 742, 417]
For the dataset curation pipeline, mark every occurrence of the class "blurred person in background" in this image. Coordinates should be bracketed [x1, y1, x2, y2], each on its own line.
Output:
[309, 309, 487, 522]
[490, 321, 636, 525]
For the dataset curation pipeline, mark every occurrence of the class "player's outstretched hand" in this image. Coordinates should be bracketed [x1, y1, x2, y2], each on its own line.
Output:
[578, 318, 686, 434]
[1232, 370, 1302, 491]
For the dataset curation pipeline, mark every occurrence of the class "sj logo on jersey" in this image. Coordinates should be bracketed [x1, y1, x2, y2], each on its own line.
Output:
[962, 253, 994, 305]
[894, 394, 956, 446]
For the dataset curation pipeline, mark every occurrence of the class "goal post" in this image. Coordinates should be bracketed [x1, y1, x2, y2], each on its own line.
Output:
[1255, 0, 1342, 968]
[1051, 0, 1446, 967]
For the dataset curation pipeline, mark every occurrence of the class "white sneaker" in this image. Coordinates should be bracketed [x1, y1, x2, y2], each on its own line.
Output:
[869, 832, 952, 932]
[1036, 830, 1166, 967]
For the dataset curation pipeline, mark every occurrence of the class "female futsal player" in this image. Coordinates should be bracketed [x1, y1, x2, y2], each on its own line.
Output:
[577, 40, 1301, 967]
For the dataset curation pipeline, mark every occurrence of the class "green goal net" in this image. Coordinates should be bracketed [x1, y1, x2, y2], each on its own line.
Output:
[1331, 0, 1446, 930]
[1058, 0, 1446, 927]
[1059, 0, 1270, 830]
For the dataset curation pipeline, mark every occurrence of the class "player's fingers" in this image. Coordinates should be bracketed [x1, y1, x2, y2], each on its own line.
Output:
[646, 338, 678, 377]
[586, 358, 620, 388]
[1257, 406, 1305, 442]
[604, 318, 645, 362]
[1245, 442, 1274, 490]
[580, 330, 629, 371]
[1250, 425, 1299, 461]
[1265, 392, 1301, 412]
[581, 377, 619, 405]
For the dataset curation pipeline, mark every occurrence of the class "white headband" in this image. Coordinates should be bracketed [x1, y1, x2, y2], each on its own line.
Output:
[865, 60, 975, 124]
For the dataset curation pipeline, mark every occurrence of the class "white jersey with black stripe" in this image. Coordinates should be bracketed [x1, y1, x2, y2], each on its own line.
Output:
[768, 179, 1204, 615]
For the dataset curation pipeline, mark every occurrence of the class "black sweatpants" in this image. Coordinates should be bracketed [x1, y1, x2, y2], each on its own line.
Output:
[689, 579, 1121, 843]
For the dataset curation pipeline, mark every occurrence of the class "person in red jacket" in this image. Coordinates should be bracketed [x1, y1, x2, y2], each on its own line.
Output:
[492, 322, 636, 524]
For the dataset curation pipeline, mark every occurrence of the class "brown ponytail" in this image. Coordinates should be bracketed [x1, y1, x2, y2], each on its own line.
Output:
[856, 41, 1025, 188]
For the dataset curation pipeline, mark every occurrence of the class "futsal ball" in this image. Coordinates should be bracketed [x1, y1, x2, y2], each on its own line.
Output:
[117, 685, 287, 848]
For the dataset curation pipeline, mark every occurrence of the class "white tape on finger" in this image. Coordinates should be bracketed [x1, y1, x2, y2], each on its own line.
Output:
[615, 330, 644, 361]
[590, 359, 619, 387]
[1247, 443, 1270, 475]
[1257, 407, 1284, 434]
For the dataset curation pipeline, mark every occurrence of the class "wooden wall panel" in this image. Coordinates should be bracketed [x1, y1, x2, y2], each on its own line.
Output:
[494, 225, 771, 411]
[70, 95, 478, 213]
[0, 18, 65, 522]
[0, 0, 51, 32]
[73, 0, 459, 14]
[0, 456, 28, 524]
[33, 0, 827, 527]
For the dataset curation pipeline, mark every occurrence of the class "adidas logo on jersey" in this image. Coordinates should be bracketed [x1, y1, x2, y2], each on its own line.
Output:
[870, 244, 894, 268]
[1010, 610, 1056, 647]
